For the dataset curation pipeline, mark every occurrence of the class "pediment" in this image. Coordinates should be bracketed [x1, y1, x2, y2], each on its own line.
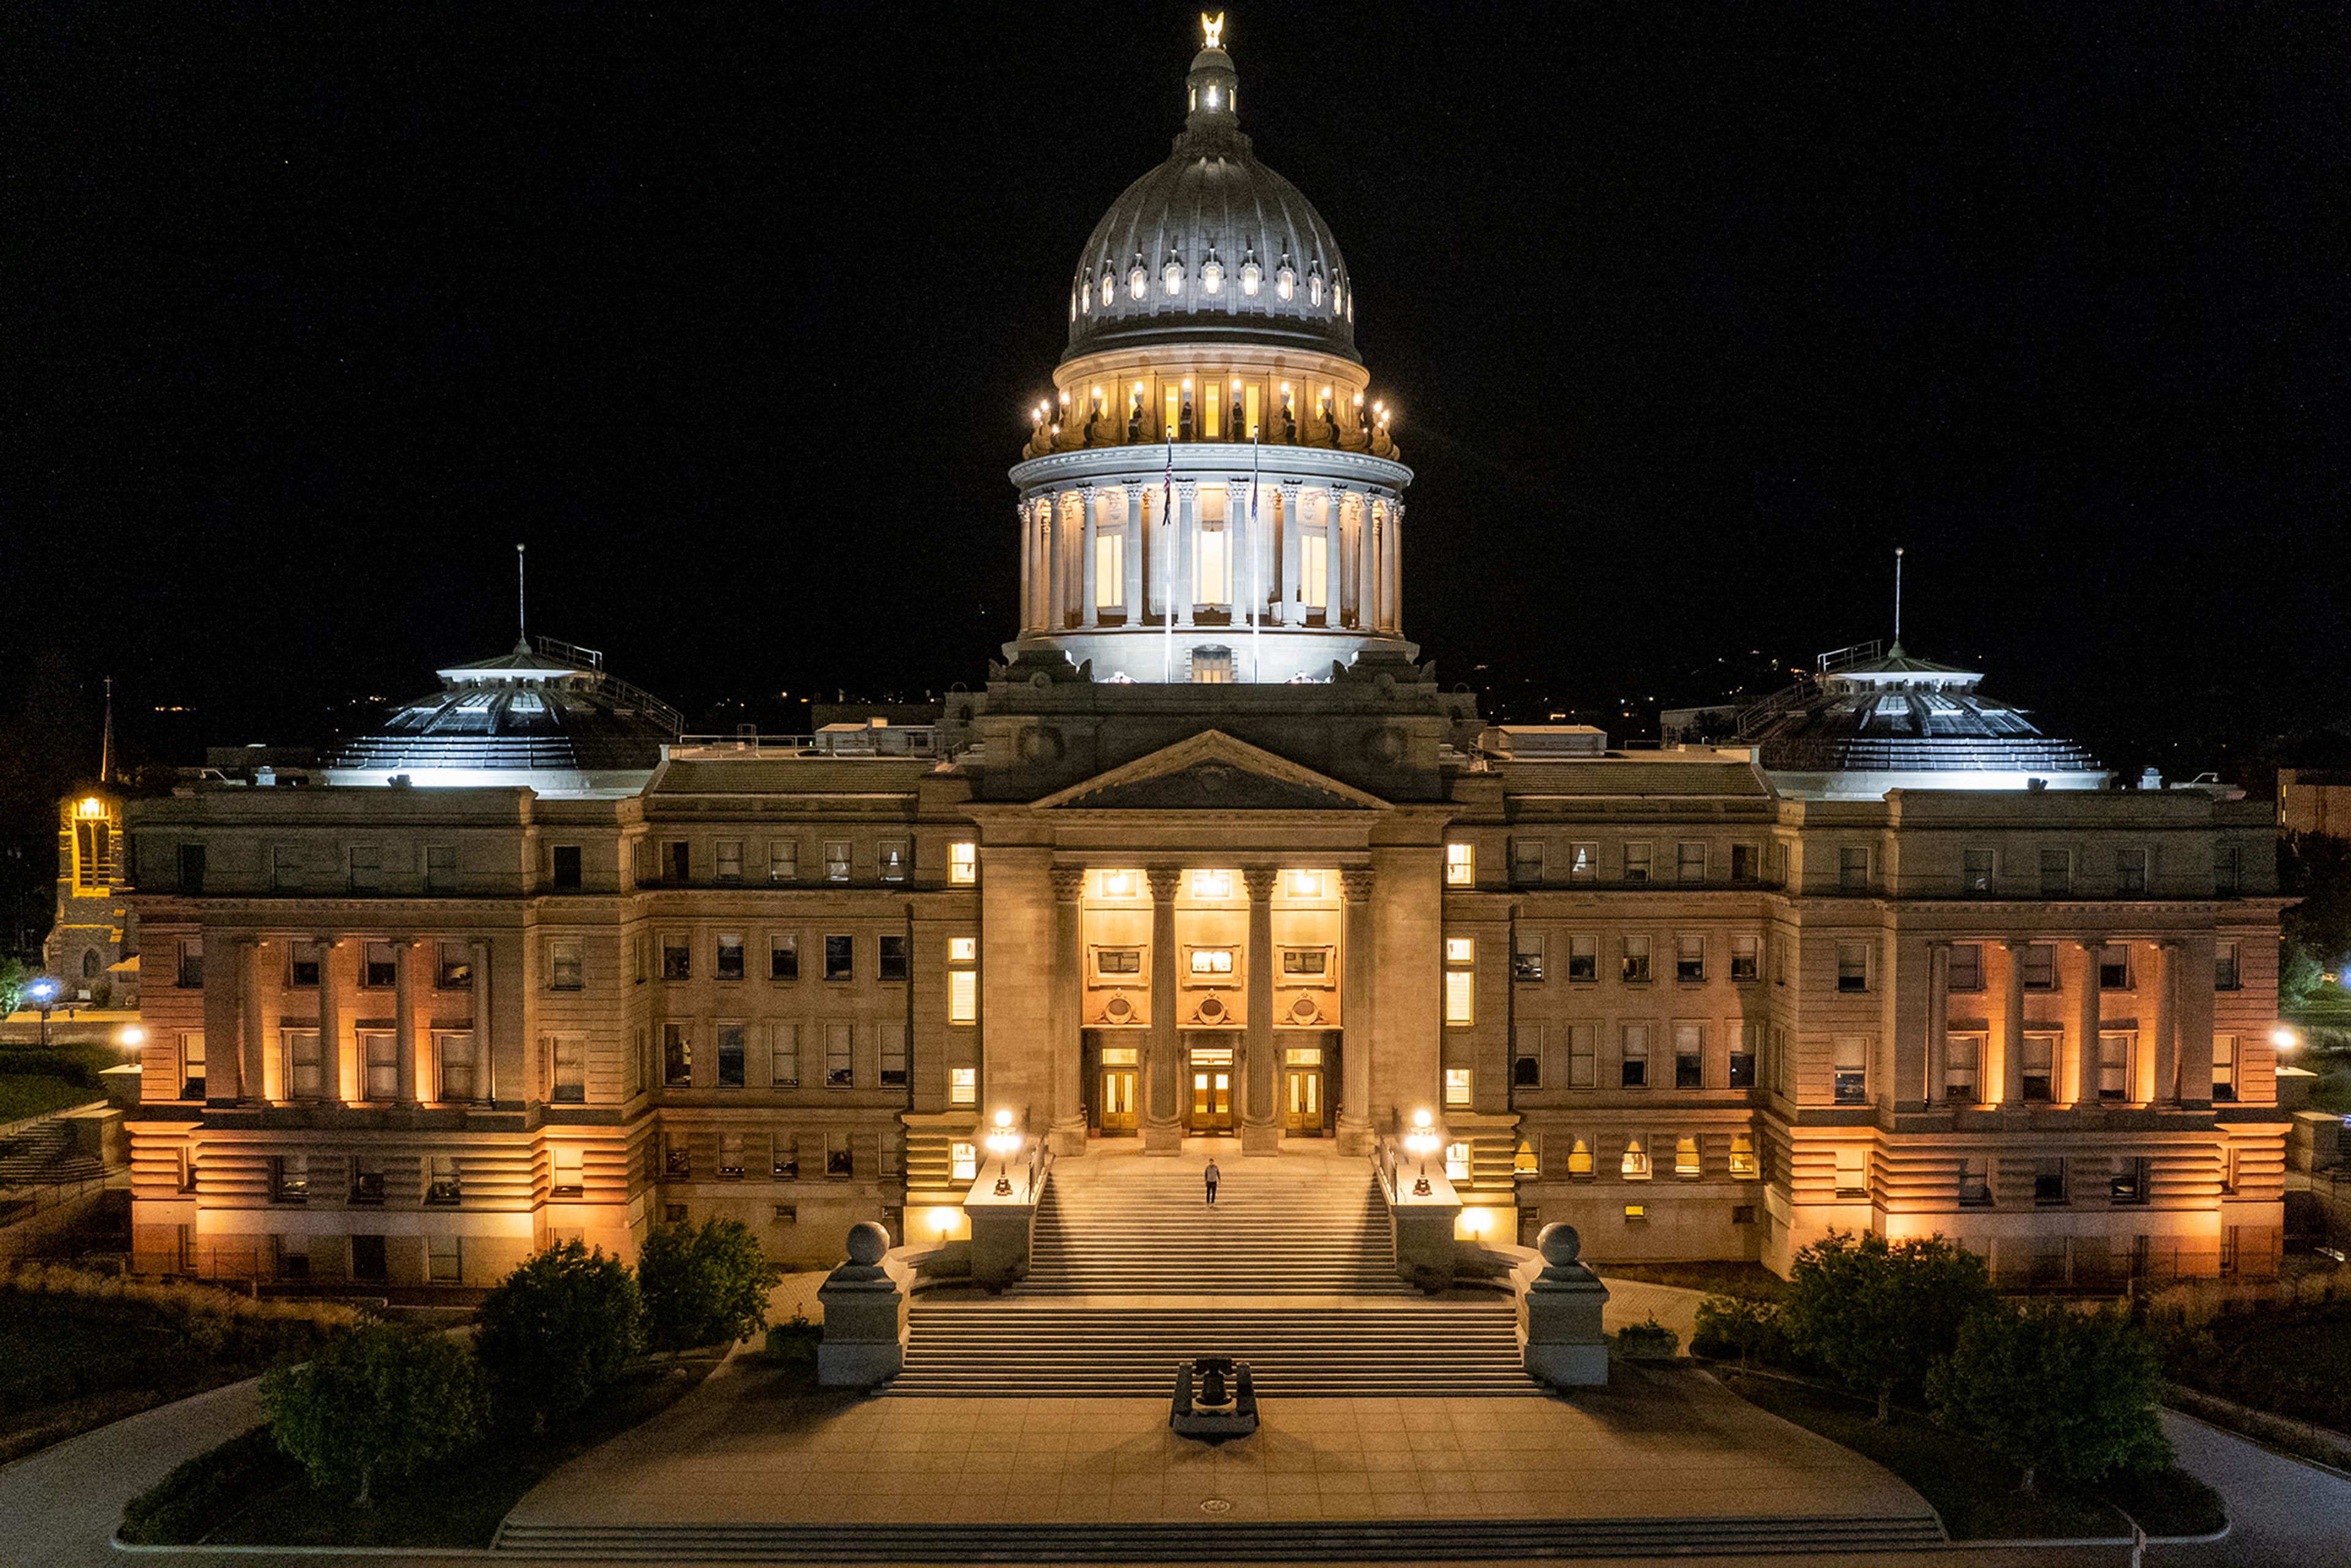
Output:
[1032, 730, 1388, 812]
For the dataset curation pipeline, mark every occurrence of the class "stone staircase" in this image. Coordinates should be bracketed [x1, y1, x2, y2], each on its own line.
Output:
[887, 1149, 1535, 1397]
[0, 1119, 102, 1188]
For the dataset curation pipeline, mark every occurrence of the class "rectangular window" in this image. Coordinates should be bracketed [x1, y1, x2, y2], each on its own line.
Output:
[2215, 844, 2242, 896]
[1567, 842, 1596, 881]
[178, 841, 206, 893]
[1621, 935, 1651, 983]
[825, 1023, 853, 1087]
[1280, 947, 1330, 979]
[948, 841, 977, 885]
[2022, 1032, 2057, 1101]
[288, 941, 320, 988]
[661, 934, 691, 981]
[2110, 1156, 2151, 1206]
[1836, 942, 1870, 993]
[1676, 935, 1704, 983]
[1622, 841, 1652, 883]
[283, 1030, 321, 1098]
[2022, 943, 2057, 989]
[438, 1032, 477, 1101]
[2099, 944, 2131, 990]
[1620, 1024, 1649, 1089]
[2212, 1034, 2237, 1102]
[1730, 1022, 1758, 1089]
[716, 1024, 746, 1087]
[1511, 838, 1544, 885]
[1730, 844, 1758, 883]
[1621, 1139, 1652, 1180]
[1567, 934, 1597, 983]
[2098, 1032, 2132, 1101]
[1834, 1147, 1865, 1196]
[348, 844, 382, 891]
[1191, 869, 1232, 899]
[1194, 520, 1230, 604]
[1730, 934, 1759, 982]
[350, 1155, 385, 1204]
[552, 844, 582, 889]
[1949, 942, 1983, 992]
[273, 1154, 308, 1202]
[550, 938, 583, 992]
[1443, 937, 1474, 1026]
[1962, 847, 1995, 896]
[823, 936, 853, 981]
[949, 967, 978, 1025]
[1303, 531, 1329, 610]
[177, 937, 205, 988]
[1512, 933, 1545, 983]
[771, 1138, 800, 1183]
[1730, 1133, 1758, 1178]
[1512, 1026, 1541, 1087]
[1959, 1157, 1992, 1207]
[1567, 1138, 1594, 1177]
[2215, 940, 2240, 991]
[716, 933, 746, 982]
[1444, 1141, 1470, 1182]
[553, 1035, 586, 1102]
[428, 1234, 462, 1283]
[827, 1138, 854, 1179]
[770, 933, 799, 981]
[714, 839, 744, 883]
[179, 1032, 206, 1100]
[770, 1024, 800, 1086]
[2117, 846, 2148, 893]
[1832, 1036, 1868, 1103]
[1674, 1024, 1703, 1089]
[425, 844, 456, 892]
[1444, 1067, 1472, 1107]
[1567, 1024, 1596, 1089]
[1095, 528, 1125, 609]
[949, 1066, 977, 1106]
[663, 1023, 691, 1087]
[1189, 947, 1236, 978]
[363, 941, 396, 988]
[432, 942, 471, 989]
[1677, 841, 1708, 883]
[359, 1031, 395, 1099]
[878, 935, 910, 983]
[877, 840, 909, 883]
[950, 1141, 977, 1182]
[1946, 1033, 1984, 1103]
[1839, 845, 1870, 891]
[2039, 847, 2072, 896]
[427, 1153, 462, 1206]
[880, 1025, 909, 1087]
[2034, 1157, 2068, 1206]
[272, 844, 302, 891]
[1675, 1136, 1701, 1178]
[1444, 842, 1474, 886]
[661, 840, 689, 883]
[768, 839, 798, 882]
[825, 841, 851, 882]
[552, 1146, 583, 1197]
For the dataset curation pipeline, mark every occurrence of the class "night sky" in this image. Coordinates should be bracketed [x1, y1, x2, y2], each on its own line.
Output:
[10, 2, 2348, 805]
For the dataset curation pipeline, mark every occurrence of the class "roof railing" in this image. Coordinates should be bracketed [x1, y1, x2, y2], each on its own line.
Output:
[531, 635, 604, 670]
[1816, 640, 1885, 674]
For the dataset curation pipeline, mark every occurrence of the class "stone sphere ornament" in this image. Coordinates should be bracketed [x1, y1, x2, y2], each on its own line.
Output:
[1536, 1222, 1583, 1268]
[844, 1221, 890, 1266]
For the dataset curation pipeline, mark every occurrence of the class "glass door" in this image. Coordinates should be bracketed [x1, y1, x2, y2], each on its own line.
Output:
[1099, 1047, 1138, 1135]
[1186, 1046, 1234, 1131]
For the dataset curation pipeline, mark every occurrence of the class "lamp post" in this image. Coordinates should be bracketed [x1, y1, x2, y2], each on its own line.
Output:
[27, 978, 58, 1049]
[1405, 1108, 1441, 1198]
[985, 1109, 1021, 1198]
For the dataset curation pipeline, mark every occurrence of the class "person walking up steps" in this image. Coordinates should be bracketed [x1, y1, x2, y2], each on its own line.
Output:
[1204, 1157, 1220, 1207]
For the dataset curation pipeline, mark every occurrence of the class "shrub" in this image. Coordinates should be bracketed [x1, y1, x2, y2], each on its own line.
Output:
[765, 1311, 822, 1368]
[119, 1426, 301, 1545]
[1691, 1292, 1790, 1366]
[474, 1240, 640, 1431]
[636, 1219, 779, 1352]
[1929, 1302, 2170, 1496]
[261, 1326, 486, 1506]
[1614, 1317, 1679, 1360]
[1783, 1230, 1996, 1421]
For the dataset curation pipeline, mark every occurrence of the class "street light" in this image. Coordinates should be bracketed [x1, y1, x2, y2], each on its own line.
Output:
[1405, 1108, 1441, 1198]
[2272, 1026, 2300, 1051]
[986, 1109, 1021, 1198]
[26, 978, 58, 1049]
[119, 1026, 146, 1049]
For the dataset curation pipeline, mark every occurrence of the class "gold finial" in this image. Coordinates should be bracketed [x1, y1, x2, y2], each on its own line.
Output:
[1201, 12, 1224, 50]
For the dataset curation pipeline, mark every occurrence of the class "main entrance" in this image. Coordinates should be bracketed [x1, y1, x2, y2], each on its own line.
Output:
[1284, 1046, 1325, 1136]
[1187, 1045, 1234, 1132]
[1098, 1045, 1138, 1134]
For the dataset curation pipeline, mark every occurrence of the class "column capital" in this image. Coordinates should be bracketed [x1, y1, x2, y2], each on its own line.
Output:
[1121, 480, 1145, 500]
[1340, 866, 1376, 903]
[1146, 866, 1184, 902]
[1240, 866, 1279, 901]
[1048, 866, 1087, 902]
[1175, 479, 1198, 500]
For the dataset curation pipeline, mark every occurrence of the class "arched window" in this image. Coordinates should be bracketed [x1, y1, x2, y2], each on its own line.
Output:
[1079, 283, 1090, 315]
[1241, 260, 1260, 296]
[1621, 1139, 1652, 1180]
[83, 948, 102, 978]
[1201, 259, 1222, 294]
[1276, 264, 1294, 301]
[1101, 273, 1114, 307]
[1308, 273, 1324, 307]
[1163, 259, 1184, 295]
[1070, 290, 1078, 321]
[1332, 282, 1343, 316]
[1129, 264, 1147, 300]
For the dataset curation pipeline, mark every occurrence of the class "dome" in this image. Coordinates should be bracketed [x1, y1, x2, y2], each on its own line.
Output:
[1064, 38, 1356, 364]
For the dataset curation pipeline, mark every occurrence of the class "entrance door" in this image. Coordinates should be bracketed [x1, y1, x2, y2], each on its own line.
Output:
[1284, 1067, 1323, 1135]
[1100, 1067, 1138, 1133]
[1186, 1046, 1234, 1132]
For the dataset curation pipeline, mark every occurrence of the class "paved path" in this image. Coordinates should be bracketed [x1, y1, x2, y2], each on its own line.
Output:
[2151, 1408, 2351, 1567]
[1596, 1276, 1707, 1345]
[0, 1376, 261, 1568]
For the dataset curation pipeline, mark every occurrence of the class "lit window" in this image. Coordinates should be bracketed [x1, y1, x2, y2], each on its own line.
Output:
[1444, 1067, 1472, 1106]
[1163, 260, 1184, 294]
[1728, 1133, 1757, 1178]
[951, 1142, 977, 1181]
[2212, 1035, 2237, 1102]
[1308, 272, 1323, 306]
[1444, 938, 1474, 1027]
[1277, 264, 1294, 300]
[1513, 1139, 1540, 1175]
[1101, 273, 1114, 307]
[1675, 1136, 1701, 1178]
[1286, 868, 1323, 898]
[1621, 1139, 1651, 1180]
[949, 1067, 977, 1106]
[1128, 264, 1147, 299]
[877, 840, 909, 883]
[1241, 260, 1259, 295]
[1098, 868, 1136, 898]
[1833, 1037, 1869, 1104]
[1201, 259, 1222, 293]
[950, 936, 977, 962]
[1444, 1141, 1469, 1180]
[1189, 947, 1236, 977]
[1193, 869, 1231, 899]
[1444, 842, 1474, 886]
[949, 969, 977, 1025]
[1567, 1138, 1594, 1177]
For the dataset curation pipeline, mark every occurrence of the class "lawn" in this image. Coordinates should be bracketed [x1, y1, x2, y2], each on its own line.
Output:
[122, 1355, 725, 1547]
[1593, 1259, 1787, 1299]
[1719, 1370, 2223, 1540]
[2157, 1296, 2351, 1435]
[0, 1041, 116, 1125]
[0, 1073, 105, 1125]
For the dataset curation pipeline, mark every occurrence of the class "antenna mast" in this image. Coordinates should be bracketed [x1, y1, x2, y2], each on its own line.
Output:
[100, 676, 114, 784]
[516, 543, 527, 649]
[1893, 547, 1905, 645]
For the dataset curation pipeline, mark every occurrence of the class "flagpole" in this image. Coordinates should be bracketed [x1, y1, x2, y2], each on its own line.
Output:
[1249, 433, 1263, 682]
[1161, 435, 1175, 683]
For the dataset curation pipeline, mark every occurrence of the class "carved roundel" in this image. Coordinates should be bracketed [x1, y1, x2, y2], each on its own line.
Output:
[1016, 724, 1065, 763]
[1104, 994, 1134, 1022]
[1362, 725, 1406, 764]
[1196, 995, 1228, 1022]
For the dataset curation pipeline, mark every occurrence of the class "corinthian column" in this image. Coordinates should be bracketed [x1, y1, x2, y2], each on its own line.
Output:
[1048, 866, 1088, 1156]
[316, 935, 343, 1105]
[241, 937, 268, 1103]
[1241, 867, 1280, 1155]
[1999, 939, 2027, 1109]
[2070, 938, 2102, 1106]
[1143, 867, 1184, 1153]
[1337, 866, 1376, 1154]
[392, 937, 419, 1105]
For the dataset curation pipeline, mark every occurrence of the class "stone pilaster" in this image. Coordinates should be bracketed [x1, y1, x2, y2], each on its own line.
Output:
[1122, 482, 1145, 620]
[315, 934, 342, 1105]
[2152, 940, 2180, 1105]
[241, 937, 268, 1103]
[1144, 866, 1184, 1153]
[1999, 939, 2027, 1109]
[1925, 940, 1950, 1108]
[392, 937, 419, 1105]
[1048, 866, 1089, 1155]
[471, 937, 495, 1105]
[1240, 866, 1279, 1155]
[2070, 938, 2102, 1106]
[1337, 866, 1376, 1153]
[1277, 481, 1303, 625]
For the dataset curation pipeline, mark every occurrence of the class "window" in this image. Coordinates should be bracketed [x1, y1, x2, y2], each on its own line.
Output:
[2215, 940, 2240, 991]
[1946, 1033, 1984, 1103]
[430, 942, 470, 989]
[427, 1154, 462, 1205]
[663, 1023, 691, 1087]
[178, 842, 206, 893]
[1567, 1138, 1594, 1177]
[716, 1134, 744, 1179]
[1834, 1147, 1865, 1196]
[1675, 1136, 1701, 1178]
[272, 844, 301, 891]
[662, 840, 690, 883]
[272, 1154, 309, 1202]
[2110, 1157, 2151, 1206]
[1512, 933, 1544, 983]
[2022, 943, 2056, 989]
[716, 1024, 746, 1087]
[769, 839, 798, 882]
[1443, 937, 1474, 1026]
[351, 1030, 391, 1100]
[1730, 1022, 1758, 1089]
[1729, 1133, 1758, 1179]
[2034, 1157, 2068, 1206]
[1444, 1141, 1469, 1182]
[1621, 1139, 1651, 1179]
[825, 1024, 853, 1087]
[1621, 936, 1651, 984]
[825, 841, 851, 882]
[1567, 934, 1597, 983]
[948, 969, 978, 1025]
[1959, 1157, 1992, 1207]
[2022, 1033, 2057, 1101]
[949, 1067, 977, 1106]
[878, 935, 910, 983]
[770, 934, 798, 981]
[350, 1155, 385, 1204]
[661, 934, 691, 981]
[1730, 844, 1758, 884]
[1836, 942, 1870, 993]
[2094, 943, 2129, 990]
[177, 938, 204, 988]
[1444, 842, 1474, 887]
[1839, 846, 1870, 891]
[634, 934, 649, 984]
[1676, 935, 1704, 983]
[948, 841, 977, 885]
[769, 1024, 800, 1086]
[1674, 1024, 1703, 1089]
[1962, 847, 1995, 895]
[664, 1138, 691, 1178]
[716, 934, 746, 982]
[2117, 847, 2148, 893]
[1511, 839, 1543, 885]
[1730, 935, 1758, 982]
[1512, 1026, 1541, 1087]
[823, 936, 853, 981]
[877, 840, 909, 883]
[1444, 1067, 1472, 1107]
[179, 1032, 206, 1100]
[552, 1146, 583, 1198]
[553, 1035, 586, 1101]
[1302, 531, 1329, 610]
[288, 941, 320, 987]
[550, 938, 583, 992]
[1280, 947, 1330, 979]
[951, 1142, 977, 1182]
[1949, 942, 1983, 992]
[428, 1233, 462, 1283]
[1568, 842, 1596, 881]
[1190, 947, 1236, 978]
[1832, 1037, 1868, 1104]
[348, 844, 382, 891]
[1567, 1024, 1596, 1088]
[426, 844, 456, 892]
[552, 844, 582, 889]
[1620, 1024, 1649, 1089]
[2212, 1034, 2237, 1102]
[1095, 528, 1125, 608]
[438, 1032, 477, 1101]
[2039, 847, 2072, 896]
[1622, 841, 1652, 883]
[283, 1030, 321, 1098]
[2215, 844, 2242, 895]
[880, 1025, 909, 1087]
[1677, 842, 1708, 883]
[363, 941, 396, 988]
[714, 839, 744, 883]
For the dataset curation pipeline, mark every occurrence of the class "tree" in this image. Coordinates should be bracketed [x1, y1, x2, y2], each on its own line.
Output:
[1930, 1302, 2170, 1495]
[1690, 1292, 1790, 1368]
[474, 1240, 642, 1431]
[0, 959, 27, 1018]
[636, 1218, 780, 1352]
[2281, 830, 2351, 991]
[1781, 1230, 1996, 1422]
[260, 1325, 485, 1506]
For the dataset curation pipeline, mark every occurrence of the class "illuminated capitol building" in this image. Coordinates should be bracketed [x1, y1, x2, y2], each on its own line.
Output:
[124, 26, 2288, 1322]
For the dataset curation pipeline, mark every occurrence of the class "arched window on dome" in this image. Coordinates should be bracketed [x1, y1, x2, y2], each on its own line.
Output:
[1163, 259, 1185, 296]
[1129, 264, 1147, 300]
[1308, 273, 1324, 307]
[1332, 282, 1343, 317]
[1241, 260, 1260, 296]
[1101, 273, 1114, 308]
[1070, 290, 1078, 322]
[1079, 282, 1090, 315]
[1276, 264, 1295, 302]
[1201, 259, 1222, 295]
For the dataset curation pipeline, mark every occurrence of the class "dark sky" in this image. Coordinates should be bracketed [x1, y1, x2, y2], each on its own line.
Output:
[11, 2, 2349, 778]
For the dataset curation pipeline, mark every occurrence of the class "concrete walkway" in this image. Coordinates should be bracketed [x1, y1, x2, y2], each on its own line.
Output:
[2151, 1408, 2351, 1567]
[0, 1376, 261, 1568]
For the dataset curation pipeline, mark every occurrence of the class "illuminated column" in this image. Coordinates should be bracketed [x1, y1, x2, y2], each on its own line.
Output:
[1999, 939, 2027, 1109]
[1330, 487, 1354, 628]
[1367, 502, 1385, 637]
[471, 938, 495, 1105]
[1174, 481, 1198, 628]
[2069, 938, 2101, 1106]
[1277, 481, 1302, 625]
[1240, 867, 1279, 1155]
[316, 935, 342, 1105]
[1048, 866, 1087, 1156]
[1925, 940, 1949, 1108]
[1079, 486, 1100, 628]
[240, 937, 268, 1103]
[1018, 503, 1034, 632]
[1122, 482, 1145, 622]
[1388, 500, 1404, 632]
[1143, 867, 1183, 1153]
[1337, 866, 1376, 1154]
[392, 938, 419, 1105]
[2151, 941, 2178, 1105]
[1049, 489, 1076, 628]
